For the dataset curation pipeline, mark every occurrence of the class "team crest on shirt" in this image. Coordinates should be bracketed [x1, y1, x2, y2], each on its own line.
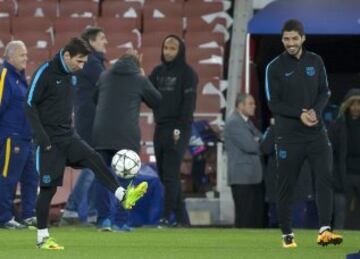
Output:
[305, 66, 315, 77]
[42, 175, 51, 184]
[13, 146, 21, 154]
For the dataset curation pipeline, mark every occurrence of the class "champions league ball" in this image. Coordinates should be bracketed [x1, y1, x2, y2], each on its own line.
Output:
[111, 149, 141, 179]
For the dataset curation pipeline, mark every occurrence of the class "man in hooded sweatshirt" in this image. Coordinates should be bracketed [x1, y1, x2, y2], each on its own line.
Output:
[92, 50, 161, 231]
[329, 88, 360, 229]
[149, 35, 198, 227]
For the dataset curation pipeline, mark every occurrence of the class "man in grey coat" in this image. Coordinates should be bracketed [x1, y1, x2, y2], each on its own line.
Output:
[224, 93, 264, 228]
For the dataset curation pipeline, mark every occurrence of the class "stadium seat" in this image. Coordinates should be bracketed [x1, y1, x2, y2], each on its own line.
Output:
[27, 47, 51, 63]
[26, 61, 43, 82]
[0, 33, 11, 49]
[184, 31, 225, 48]
[58, 0, 99, 17]
[192, 63, 222, 79]
[143, 1, 184, 20]
[142, 32, 171, 48]
[0, 17, 10, 34]
[141, 47, 162, 74]
[13, 31, 52, 49]
[54, 17, 95, 33]
[52, 31, 80, 54]
[101, 1, 141, 28]
[184, 1, 225, 17]
[185, 16, 227, 32]
[143, 17, 184, 35]
[187, 47, 223, 65]
[96, 17, 139, 34]
[17, 1, 58, 19]
[106, 32, 141, 49]
[12, 17, 53, 34]
[195, 94, 221, 113]
[0, 0, 15, 17]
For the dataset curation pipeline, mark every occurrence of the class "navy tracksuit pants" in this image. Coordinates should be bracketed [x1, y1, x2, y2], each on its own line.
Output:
[0, 136, 38, 224]
[276, 133, 333, 234]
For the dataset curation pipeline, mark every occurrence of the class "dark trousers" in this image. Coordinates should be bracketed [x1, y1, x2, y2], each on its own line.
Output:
[231, 183, 264, 228]
[154, 126, 190, 223]
[276, 134, 333, 234]
[36, 136, 120, 229]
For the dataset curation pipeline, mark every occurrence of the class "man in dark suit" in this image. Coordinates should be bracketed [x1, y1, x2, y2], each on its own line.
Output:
[224, 93, 264, 228]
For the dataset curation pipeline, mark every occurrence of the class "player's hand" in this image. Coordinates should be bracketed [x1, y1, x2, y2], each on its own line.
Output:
[300, 110, 318, 127]
[307, 109, 318, 122]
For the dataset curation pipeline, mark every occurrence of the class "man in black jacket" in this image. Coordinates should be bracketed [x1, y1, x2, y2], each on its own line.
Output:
[62, 27, 107, 224]
[92, 50, 161, 231]
[265, 19, 342, 247]
[149, 35, 198, 226]
[329, 89, 360, 229]
[25, 38, 147, 250]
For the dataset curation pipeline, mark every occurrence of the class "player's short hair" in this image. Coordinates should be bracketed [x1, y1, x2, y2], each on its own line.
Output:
[281, 19, 305, 36]
[81, 26, 104, 44]
[3, 40, 26, 60]
[63, 37, 91, 57]
[235, 93, 251, 108]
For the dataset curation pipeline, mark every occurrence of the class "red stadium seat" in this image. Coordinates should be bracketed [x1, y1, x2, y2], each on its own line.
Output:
[54, 17, 95, 33]
[195, 94, 221, 113]
[184, 0, 225, 17]
[0, 32, 11, 49]
[17, 1, 58, 19]
[27, 47, 51, 63]
[12, 17, 53, 34]
[101, 1, 141, 28]
[13, 32, 52, 49]
[141, 47, 162, 74]
[187, 47, 223, 64]
[184, 31, 225, 48]
[191, 63, 222, 79]
[0, 17, 10, 33]
[106, 32, 141, 49]
[142, 32, 171, 47]
[143, 17, 183, 35]
[0, 0, 15, 17]
[143, 1, 184, 20]
[26, 61, 43, 83]
[185, 16, 227, 32]
[52, 31, 80, 54]
[58, 0, 99, 17]
[96, 17, 139, 33]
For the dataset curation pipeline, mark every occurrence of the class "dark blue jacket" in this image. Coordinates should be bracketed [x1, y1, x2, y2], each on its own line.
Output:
[92, 55, 161, 152]
[0, 61, 32, 140]
[25, 50, 76, 148]
[74, 50, 105, 146]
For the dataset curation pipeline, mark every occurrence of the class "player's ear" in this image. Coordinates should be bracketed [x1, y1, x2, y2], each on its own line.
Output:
[301, 35, 306, 44]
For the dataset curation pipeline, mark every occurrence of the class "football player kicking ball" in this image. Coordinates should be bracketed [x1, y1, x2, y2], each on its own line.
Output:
[25, 37, 147, 250]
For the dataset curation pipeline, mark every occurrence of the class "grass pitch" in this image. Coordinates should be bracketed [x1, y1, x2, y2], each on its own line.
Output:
[0, 227, 358, 259]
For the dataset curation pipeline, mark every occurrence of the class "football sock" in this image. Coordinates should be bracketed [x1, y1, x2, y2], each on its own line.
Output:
[115, 187, 126, 202]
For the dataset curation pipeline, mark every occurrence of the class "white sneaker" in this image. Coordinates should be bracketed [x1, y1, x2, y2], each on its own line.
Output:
[23, 217, 37, 227]
[2, 217, 27, 229]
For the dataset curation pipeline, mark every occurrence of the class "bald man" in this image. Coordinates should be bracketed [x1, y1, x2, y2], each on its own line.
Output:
[0, 41, 38, 229]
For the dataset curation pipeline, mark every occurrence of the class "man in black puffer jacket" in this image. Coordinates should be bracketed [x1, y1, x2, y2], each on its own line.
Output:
[92, 51, 161, 231]
[149, 35, 198, 227]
